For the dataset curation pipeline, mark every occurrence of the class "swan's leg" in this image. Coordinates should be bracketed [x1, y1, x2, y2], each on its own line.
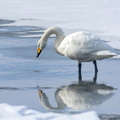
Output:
[93, 60, 98, 72]
[93, 60, 98, 82]
[78, 63, 82, 81]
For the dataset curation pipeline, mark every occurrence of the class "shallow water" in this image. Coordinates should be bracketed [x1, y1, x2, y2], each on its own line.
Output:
[0, 19, 120, 115]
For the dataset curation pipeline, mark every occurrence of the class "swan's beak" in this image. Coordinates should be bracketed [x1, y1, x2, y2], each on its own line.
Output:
[36, 48, 42, 58]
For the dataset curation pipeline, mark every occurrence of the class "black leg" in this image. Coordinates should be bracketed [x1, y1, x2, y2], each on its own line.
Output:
[93, 60, 98, 73]
[93, 60, 98, 82]
[78, 63, 82, 81]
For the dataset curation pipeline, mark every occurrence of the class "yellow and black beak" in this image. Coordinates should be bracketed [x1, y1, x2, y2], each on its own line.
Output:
[36, 48, 42, 58]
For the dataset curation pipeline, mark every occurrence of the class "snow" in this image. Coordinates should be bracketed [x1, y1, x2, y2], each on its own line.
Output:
[0, 104, 100, 120]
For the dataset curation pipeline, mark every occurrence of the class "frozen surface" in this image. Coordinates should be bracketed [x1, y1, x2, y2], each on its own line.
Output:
[0, 0, 120, 119]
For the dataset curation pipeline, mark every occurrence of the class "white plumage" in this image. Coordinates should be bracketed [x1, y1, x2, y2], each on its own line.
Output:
[37, 27, 116, 81]
[57, 31, 116, 62]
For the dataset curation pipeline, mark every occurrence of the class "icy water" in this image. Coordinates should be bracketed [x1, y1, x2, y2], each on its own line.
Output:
[0, 19, 120, 115]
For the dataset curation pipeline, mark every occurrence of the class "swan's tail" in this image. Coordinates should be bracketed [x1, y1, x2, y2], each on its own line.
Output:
[92, 50, 117, 60]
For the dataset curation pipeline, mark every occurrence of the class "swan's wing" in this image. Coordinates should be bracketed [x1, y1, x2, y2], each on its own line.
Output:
[59, 32, 116, 61]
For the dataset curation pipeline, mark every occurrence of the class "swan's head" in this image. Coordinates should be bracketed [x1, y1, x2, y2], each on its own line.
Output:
[36, 39, 47, 58]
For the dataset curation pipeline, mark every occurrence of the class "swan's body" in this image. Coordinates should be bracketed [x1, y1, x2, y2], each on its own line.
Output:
[37, 27, 116, 80]
[57, 32, 115, 61]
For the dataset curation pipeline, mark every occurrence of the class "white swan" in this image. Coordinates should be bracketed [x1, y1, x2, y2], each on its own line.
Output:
[37, 27, 116, 80]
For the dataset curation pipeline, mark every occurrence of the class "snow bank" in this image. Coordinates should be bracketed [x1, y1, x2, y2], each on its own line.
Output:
[0, 103, 100, 120]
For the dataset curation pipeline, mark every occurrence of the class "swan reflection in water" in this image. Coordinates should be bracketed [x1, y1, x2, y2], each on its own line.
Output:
[38, 81, 116, 112]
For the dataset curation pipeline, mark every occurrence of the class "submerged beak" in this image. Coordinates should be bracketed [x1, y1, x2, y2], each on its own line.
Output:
[36, 48, 42, 58]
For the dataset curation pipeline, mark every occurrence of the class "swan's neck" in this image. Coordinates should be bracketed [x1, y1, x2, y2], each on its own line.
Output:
[41, 27, 65, 54]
